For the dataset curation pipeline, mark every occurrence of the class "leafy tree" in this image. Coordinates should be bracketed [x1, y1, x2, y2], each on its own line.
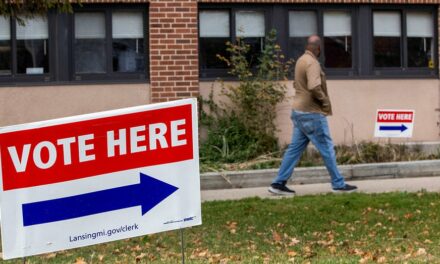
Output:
[0, 0, 80, 20]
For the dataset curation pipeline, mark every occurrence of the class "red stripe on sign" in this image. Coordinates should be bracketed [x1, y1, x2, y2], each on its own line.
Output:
[0, 104, 193, 191]
[377, 111, 413, 123]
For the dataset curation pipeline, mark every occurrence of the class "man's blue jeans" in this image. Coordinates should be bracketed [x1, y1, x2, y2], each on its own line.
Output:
[273, 111, 346, 189]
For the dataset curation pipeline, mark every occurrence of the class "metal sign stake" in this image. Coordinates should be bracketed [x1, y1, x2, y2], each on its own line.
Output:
[180, 228, 185, 264]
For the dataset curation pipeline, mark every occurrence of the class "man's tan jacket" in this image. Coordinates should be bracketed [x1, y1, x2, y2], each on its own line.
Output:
[292, 50, 332, 116]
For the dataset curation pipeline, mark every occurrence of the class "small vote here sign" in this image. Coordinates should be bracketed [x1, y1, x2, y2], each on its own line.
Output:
[374, 109, 415, 138]
[0, 98, 201, 259]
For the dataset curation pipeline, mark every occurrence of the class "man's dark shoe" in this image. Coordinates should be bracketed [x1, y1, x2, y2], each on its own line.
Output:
[268, 183, 296, 196]
[332, 184, 358, 193]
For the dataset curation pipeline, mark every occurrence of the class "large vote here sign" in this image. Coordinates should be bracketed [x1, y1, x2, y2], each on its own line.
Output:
[0, 98, 201, 259]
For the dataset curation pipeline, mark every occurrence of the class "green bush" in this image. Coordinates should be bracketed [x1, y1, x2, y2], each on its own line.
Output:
[199, 29, 293, 163]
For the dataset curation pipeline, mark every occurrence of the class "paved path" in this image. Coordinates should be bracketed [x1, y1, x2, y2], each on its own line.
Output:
[201, 176, 440, 201]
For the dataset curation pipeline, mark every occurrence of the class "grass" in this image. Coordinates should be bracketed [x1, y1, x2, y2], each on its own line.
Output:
[3, 192, 440, 263]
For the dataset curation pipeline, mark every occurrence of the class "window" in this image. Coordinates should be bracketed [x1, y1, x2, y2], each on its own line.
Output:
[407, 12, 434, 68]
[289, 11, 317, 62]
[372, 9, 436, 72]
[16, 16, 49, 75]
[17, 16, 50, 75]
[373, 12, 401, 67]
[199, 10, 230, 70]
[74, 12, 106, 74]
[323, 11, 352, 68]
[0, 15, 52, 83]
[288, 8, 353, 71]
[73, 8, 147, 80]
[236, 11, 265, 67]
[199, 7, 267, 77]
[0, 17, 11, 75]
[0, 5, 148, 85]
[199, 5, 436, 79]
[112, 11, 145, 73]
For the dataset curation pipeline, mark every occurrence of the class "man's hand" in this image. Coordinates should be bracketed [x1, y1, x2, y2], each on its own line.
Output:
[310, 86, 327, 104]
[310, 86, 331, 113]
[322, 99, 331, 113]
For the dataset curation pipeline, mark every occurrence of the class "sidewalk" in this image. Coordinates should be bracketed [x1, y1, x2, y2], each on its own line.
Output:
[201, 176, 440, 202]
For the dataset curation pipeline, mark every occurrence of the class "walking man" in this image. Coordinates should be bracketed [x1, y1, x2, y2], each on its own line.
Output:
[269, 35, 357, 195]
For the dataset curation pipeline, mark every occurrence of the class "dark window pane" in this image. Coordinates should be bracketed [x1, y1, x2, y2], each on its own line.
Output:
[289, 11, 316, 65]
[112, 11, 145, 73]
[407, 12, 434, 68]
[374, 37, 401, 67]
[113, 39, 145, 72]
[200, 38, 229, 69]
[75, 12, 106, 74]
[0, 40, 11, 75]
[243, 37, 263, 68]
[0, 17, 11, 75]
[324, 36, 352, 68]
[16, 16, 49, 74]
[235, 11, 265, 68]
[75, 39, 106, 74]
[373, 12, 401, 68]
[288, 37, 307, 61]
[408, 37, 433, 68]
[323, 11, 352, 68]
[17, 39, 49, 74]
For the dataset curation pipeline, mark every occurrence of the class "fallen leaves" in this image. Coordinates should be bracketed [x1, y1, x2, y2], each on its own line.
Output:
[288, 237, 300, 246]
[272, 230, 282, 243]
[404, 213, 414, 219]
[424, 239, 433, 244]
[135, 253, 147, 262]
[196, 250, 208, 258]
[377, 256, 387, 263]
[131, 245, 142, 252]
[190, 248, 234, 263]
[415, 248, 427, 256]
[302, 245, 315, 258]
[226, 221, 237, 234]
[74, 257, 87, 264]
[390, 247, 433, 262]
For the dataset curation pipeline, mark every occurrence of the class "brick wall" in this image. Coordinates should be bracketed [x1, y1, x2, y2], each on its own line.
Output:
[149, 0, 199, 103]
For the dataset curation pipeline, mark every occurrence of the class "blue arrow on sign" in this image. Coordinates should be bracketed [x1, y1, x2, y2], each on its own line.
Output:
[22, 173, 178, 227]
[379, 124, 408, 132]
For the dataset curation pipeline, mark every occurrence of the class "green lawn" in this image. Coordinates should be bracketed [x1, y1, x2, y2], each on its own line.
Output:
[3, 192, 440, 263]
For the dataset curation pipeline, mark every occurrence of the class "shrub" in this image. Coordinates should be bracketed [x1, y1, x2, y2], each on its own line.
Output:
[199, 29, 293, 163]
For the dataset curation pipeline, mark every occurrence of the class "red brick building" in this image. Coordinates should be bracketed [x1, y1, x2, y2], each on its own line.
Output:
[1, 0, 439, 144]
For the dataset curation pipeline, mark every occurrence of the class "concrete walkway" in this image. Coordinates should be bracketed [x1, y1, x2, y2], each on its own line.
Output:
[201, 176, 440, 201]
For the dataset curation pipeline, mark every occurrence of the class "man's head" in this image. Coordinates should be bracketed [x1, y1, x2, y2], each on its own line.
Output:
[306, 35, 321, 58]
